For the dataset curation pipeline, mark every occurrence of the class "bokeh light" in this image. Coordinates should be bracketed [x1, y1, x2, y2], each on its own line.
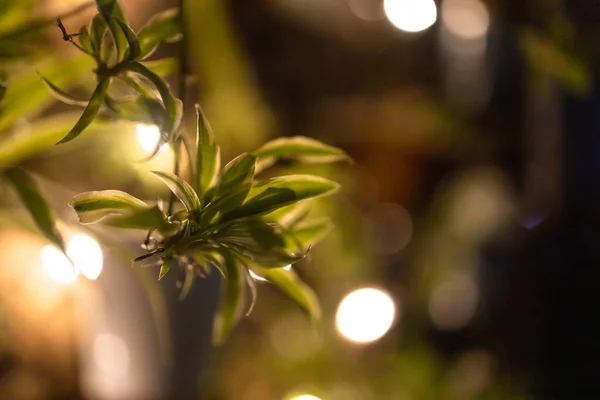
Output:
[67, 234, 103, 280]
[40, 245, 77, 284]
[289, 395, 322, 400]
[441, 0, 489, 40]
[336, 287, 396, 343]
[93, 332, 130, 378]
[136, 124, 168, 154]
[428, 273, 478, 331]
[383, 0, 437, 33]
[368, 202, 413, 255]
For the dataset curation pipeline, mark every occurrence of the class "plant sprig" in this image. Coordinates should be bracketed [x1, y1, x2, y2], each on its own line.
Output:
[35, 0, 349, 344]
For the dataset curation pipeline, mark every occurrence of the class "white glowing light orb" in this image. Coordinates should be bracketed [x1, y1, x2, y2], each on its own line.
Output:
[136, 124, 168, 153]
[41, 245, 77, 284]
[67, 234, 103, 280]
[441, 0, 489, 40]
[336, 288, 396, 343]
[290, 395, 321, 400]
[250, 264, 292, 282]
[383, 0, 437, 33]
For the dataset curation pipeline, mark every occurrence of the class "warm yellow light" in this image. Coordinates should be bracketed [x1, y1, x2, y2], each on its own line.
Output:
[383, 0, 437, 33]
[136, 124, 168, 154]
[40, 245, 77, 284]
[290, 395, 321, 400]
[441, 0, 489, 40]
[67, 234, 103, 280]
[249, 264, 292, 282]
[336, 288, 396, 344]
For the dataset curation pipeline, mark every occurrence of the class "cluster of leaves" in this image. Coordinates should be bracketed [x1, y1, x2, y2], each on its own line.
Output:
[0, 0, 349, 343]
[71, 108, 347, 342]
[41, 0, 182, 151]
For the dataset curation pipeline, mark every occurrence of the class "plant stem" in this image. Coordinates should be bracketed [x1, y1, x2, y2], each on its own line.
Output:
[168, 0, 189, 215]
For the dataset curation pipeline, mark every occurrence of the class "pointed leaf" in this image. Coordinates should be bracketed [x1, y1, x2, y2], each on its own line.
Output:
[39, 74, 89, 107]
[253, 136, 348, 164]
[220, 175, 340, 223]
[89, 13, 107, 56]
[178, 265, 195, 300]
[116, 19, 141, 60]
[123, 61, 181, 140]
[77, 25, 93, 54]
[105, 95, 166, 126]
[262, 201, 311, 228]
[57, 77, 111, 144]
[4, 168, 65, 251]
[213, 251, 246, 344]
[69, 190, 149, 223]
[137, 8, 182, 59]
[151, 171, 201, 212]
[287, 218, 333, 250]
[142, 57, 178, 77]
[217, 153, 256, 197]
[212, 218, 301, 268]
[195, 104, 220, 197]
[250, 264, 321, 320]
[244, 269, 257, 316]
[96, 0, 128, 62]
[104, 206, 179, 234]
[158, 261, 171, 280]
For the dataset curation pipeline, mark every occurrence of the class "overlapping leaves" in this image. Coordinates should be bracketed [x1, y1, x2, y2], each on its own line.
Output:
[71, 105, 347, 343]
[38, 0, 183, 148]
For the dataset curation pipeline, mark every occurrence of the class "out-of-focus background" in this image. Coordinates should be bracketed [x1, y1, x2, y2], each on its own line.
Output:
[1, 0, 600, 399]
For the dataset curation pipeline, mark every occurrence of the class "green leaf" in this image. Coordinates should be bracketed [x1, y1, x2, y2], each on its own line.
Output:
[151, 171, 201, 212]
[96, 0, 128, 62]
[0, 54, 92, 135]
[105, 95, 166, 126]
[216, 153, 256, 197]
[77, 25, 93, 54]
[244, 268, 257, 316]
[104, 206, 179, 234]
[220, 175, 340, 223]
[253, 136, 348, 165]
[213, 251, 246, 344]
[250, 264, 321, 320]
[212, 219, 301, 268]
[158, 261, 171, 280]
[142, 57, 178, 77]
[4, 168, 65, 251]
[262, 201, 311, 229]
[137, 8, 182, 59]
[115, 19, 141, 60]
[39, 74, 89, 107]
[122, 61, 181, 140]
[57, 76, 111, 144]
[89, 13, 107, 56]
[195, 104, 221, 198]
[178, 265, 195, 300]
[69, 189, 149, 224]
[288, 218, 333, 250]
